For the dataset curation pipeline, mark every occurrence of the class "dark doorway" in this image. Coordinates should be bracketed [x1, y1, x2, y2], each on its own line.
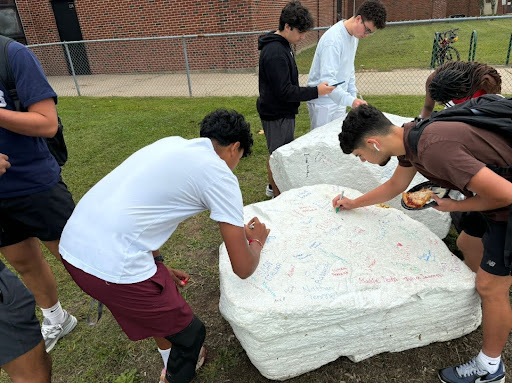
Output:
[0, 1, 27, 44]
[51, 0, 91, 75]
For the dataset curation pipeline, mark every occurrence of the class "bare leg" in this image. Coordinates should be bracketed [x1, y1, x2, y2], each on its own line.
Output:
[475, 269, 512, 357]
[1, 238, 58, 309]
[2, 340, 51, 383]
[154, 337, 172, 350]
[41, 240, 62, 263]
[456, 231, 484, 273]
[267, 155, 280, 197]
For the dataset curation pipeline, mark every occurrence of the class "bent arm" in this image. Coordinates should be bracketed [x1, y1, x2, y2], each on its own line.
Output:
[0, 98, 58, 138]
[351, 165, 417, 208]
[219, 222, 262, 279]
[420, 72, 436, 119]
[265, 55, 318, 102]
[436, 167, 512, 212]
[319, 45, 356, 107]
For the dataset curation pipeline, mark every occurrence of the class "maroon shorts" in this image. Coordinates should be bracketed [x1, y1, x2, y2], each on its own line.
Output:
[63, 260, 194, 341]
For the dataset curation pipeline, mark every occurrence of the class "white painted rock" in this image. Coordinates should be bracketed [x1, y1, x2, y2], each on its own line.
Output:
[219, 184, 481, 381]
[269, 113, 451, 238]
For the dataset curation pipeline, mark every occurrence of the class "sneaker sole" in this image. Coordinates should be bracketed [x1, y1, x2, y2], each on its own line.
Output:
[438, 372, 505, 383]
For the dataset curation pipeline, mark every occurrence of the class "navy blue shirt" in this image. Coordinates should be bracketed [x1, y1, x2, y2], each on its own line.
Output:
[0, 41, 60, 198]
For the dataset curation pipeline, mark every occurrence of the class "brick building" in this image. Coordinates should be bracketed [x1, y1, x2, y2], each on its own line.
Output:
[0, 0, 506, 75]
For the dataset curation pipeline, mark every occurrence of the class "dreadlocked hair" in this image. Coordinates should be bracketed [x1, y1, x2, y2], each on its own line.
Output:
[429, 61, 502, 103]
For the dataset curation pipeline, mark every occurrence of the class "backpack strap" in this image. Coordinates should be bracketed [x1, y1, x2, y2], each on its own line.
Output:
[0, 35, 24, 111]
[408, 116, 432, 154]
[408, 95, 512, 155]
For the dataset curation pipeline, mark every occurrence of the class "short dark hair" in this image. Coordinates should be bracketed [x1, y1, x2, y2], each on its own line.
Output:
[338, 104, 393, 154]
[278, 1, 314, 32]
[429, 61, 502, 103]
[356, 0, 387, 29]
[200, 109, 253, 157]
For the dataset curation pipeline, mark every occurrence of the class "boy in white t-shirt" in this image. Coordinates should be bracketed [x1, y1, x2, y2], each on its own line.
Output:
[59, 109, 270, 383]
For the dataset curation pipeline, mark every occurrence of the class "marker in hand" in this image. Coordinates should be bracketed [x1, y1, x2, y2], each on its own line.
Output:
[330, 81, 345, 87]
[336, 190, 345, 213]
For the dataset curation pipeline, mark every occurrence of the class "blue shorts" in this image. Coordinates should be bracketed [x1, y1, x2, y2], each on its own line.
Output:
[0, 261, 42, 366]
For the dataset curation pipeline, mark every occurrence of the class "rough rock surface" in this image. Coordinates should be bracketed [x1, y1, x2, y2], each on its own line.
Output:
[269, 113, 451, 238]
[219, 184, 481, 381]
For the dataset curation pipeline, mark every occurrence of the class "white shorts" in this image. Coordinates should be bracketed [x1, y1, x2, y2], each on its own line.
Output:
[307, 102, 347, 130]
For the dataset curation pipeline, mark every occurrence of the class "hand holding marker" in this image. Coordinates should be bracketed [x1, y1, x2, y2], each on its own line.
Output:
[336, 190, 345, 213]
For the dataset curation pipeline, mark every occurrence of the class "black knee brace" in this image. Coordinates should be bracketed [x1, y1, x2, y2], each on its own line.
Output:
[164, 315, 206, 383]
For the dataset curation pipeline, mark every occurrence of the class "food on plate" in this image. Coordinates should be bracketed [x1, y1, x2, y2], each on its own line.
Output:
[402, 188, 434, 209]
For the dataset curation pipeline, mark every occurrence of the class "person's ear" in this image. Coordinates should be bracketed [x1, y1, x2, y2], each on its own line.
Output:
[367, 138, 380, 151]
[231, 141, 241, 155]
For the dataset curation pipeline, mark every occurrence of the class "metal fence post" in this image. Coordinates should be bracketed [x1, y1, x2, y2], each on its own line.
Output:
[182, 37, 192, 97]
[430, 32, 440, 69]
[63, 42, 81, 96]
[468, 30, 477, 61]
[506, 32, 512, 66]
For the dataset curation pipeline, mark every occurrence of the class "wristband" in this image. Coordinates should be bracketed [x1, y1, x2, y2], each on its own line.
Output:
[154, 255, 164, 263]
[248, 238, 263, 248]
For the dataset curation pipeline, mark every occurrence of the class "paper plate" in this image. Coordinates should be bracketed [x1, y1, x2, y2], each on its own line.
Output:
[401, 181, 450, 210]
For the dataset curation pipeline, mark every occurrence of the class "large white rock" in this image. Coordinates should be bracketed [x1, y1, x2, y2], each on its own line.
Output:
[219, 184, 481, 381]
[269, 113, 452, 238]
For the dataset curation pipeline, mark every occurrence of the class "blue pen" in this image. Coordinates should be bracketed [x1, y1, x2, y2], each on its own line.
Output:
[330, 81, 345, 87]
[336, 190, 344, 213]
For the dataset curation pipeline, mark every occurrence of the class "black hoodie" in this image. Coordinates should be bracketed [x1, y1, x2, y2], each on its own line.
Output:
[257, 31, 318, 121]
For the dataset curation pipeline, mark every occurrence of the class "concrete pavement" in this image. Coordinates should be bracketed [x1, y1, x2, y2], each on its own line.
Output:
[48, 67, 512, 97]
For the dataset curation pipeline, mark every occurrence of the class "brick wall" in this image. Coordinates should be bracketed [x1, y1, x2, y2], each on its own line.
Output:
[13, 0, 493, 76]
[446, 0, 488, 17]
[16, 0, 68, 76]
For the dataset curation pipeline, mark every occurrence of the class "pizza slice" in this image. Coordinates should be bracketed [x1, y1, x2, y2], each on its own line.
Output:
[402, 188, 434, 209]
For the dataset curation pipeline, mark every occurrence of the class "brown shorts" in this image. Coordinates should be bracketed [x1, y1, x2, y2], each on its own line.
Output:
[63, 260, 194, 340]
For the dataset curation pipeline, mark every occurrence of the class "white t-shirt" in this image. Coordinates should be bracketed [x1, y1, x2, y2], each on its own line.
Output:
[60, 137, 244, 284]
[307, 20, 359, 107]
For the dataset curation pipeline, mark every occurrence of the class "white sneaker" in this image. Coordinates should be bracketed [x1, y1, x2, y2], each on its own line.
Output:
[265, 184, 274, 198]
[41, 310, 77, 352]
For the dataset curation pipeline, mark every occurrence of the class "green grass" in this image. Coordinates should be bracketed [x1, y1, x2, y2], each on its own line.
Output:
[0, 95, 455, 383]
[296, 18, 512, 73]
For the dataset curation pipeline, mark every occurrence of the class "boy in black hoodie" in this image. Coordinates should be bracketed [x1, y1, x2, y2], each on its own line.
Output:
[257, 1, 334, 198]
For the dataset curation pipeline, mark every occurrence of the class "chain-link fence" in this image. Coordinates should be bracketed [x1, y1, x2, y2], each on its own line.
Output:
[28, 16, 512, 98]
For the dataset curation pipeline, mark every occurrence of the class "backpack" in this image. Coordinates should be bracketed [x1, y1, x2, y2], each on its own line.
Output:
[408, 94, 512, 156]
[0, 35, 68, 166]
[408, 94, 512, 270]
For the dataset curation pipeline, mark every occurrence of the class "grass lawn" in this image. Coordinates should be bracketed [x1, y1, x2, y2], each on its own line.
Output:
[0, 95, 484, 383]
[296, 18, 512, 73]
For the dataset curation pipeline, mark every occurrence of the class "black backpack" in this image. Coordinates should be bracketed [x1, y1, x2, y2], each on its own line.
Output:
[408, 94, 512, 155]
[0, 35, 68, 166]
[408, 94, 512, 270]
